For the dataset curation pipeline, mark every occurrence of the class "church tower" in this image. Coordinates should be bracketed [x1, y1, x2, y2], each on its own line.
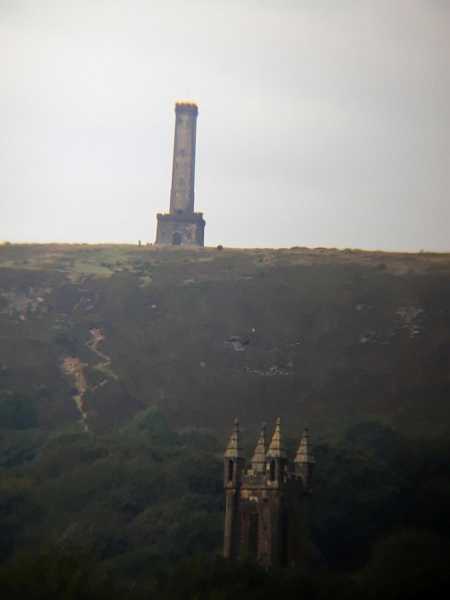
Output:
[155, 102, 206, 246]
[223, 419, 315, 568]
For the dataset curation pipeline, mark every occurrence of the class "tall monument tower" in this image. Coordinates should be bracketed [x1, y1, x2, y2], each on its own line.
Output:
[155, 103, 206, 246]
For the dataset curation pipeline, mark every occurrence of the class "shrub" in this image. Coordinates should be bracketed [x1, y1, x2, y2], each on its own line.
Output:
[50, 325, 70, 344]
[0, 393, 38, 430]
[121, 406, 179, 446]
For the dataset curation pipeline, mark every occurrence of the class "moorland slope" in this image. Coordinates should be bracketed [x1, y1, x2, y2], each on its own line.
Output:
[1, 243, 449, 443]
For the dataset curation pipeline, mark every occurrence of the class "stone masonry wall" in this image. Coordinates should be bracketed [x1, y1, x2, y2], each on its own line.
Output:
[169, 104, 198, 215]
[156, 214, 205, 246]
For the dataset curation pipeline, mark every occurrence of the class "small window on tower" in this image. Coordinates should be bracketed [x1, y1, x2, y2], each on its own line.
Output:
[248, 508, 259, 557]
[269, 460, 276, 481]
[177, 210, 182, 215]
[228, 460, 233, 481]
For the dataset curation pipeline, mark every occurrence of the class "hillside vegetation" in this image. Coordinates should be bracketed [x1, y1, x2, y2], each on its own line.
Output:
[1, 243, 449, 440]
[0, 243, 449, 598]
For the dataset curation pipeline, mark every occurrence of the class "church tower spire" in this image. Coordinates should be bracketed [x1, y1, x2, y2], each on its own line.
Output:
[294, 424, 316, 490]
[266, 417, 287, 483]
[224, 419, 245, 486]
[251, 423, 267, 473]
[223, 419, 245, 560]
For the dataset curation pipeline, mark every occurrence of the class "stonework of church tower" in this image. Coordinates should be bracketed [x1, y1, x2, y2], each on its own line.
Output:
[155, 102, 206, 246]
[223, 419, 315, 568]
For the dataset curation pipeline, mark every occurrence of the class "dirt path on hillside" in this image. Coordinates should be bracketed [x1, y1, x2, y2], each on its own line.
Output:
[60, 329, 116, 430]
[60, 357, 89, 430]
[86, 328, 118, 380]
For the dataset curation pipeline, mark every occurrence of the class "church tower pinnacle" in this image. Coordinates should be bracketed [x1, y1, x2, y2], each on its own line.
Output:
[251, 423, 267, 473]
[266, 417, 287, 483]
[294, 424, 316, 490]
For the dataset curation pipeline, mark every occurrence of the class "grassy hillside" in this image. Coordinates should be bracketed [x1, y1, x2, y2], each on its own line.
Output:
[1, 243, 450, 597]
[1, 243, 449, 443]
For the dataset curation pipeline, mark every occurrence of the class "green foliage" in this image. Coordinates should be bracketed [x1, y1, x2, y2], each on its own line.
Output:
[0, 411, 449, 597]
[120, 406, 180, 446]
[0, 544, 124, 600]
[178, 426, 218, 450]
[0, 393, 38, 430]
[0, 406, 224, 576]
[361, 529, 450, 598]
[345, 421, 395, 456]
[49, 324, 71, 343]
[0, 430, 41, 467]
[143, 557, 363, 600]
[131, 494, 222, 558]
[312, 424, 450, 571]
[312, 438, 404, 569]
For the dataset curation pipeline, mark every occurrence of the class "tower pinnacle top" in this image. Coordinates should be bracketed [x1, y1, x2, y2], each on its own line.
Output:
[224, 419, 244, 459]
[294, 424, 316, 465]
[251, 423, 268, 472]
[266, 417, 287, 459]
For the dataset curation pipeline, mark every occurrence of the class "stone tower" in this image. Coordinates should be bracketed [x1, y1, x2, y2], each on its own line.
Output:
[155, 102, 206, 246]
[223, 419, 315, 567]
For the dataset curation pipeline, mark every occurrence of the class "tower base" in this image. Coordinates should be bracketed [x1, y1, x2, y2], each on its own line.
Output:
[155, 213, 205, 246]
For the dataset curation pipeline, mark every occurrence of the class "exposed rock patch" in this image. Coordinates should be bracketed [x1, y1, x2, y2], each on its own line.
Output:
[359, 307, 426, 344]
[224, 336, 250, 352]
[396, 307, 425, 338]
[60, 357, 89, 429]
[245, 365, 292, 377]
[1, 286, 52, 319]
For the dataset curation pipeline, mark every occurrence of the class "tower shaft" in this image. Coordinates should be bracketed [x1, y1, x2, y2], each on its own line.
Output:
[169, 103, 198, 215]
[155, 102, 205, 246]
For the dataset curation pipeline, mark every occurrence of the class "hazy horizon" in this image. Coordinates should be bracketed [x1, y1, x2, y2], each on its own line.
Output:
[1, 1, 449, 252]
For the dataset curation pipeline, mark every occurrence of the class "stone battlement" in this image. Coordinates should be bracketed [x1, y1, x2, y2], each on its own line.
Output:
[175, 102, 198, 116]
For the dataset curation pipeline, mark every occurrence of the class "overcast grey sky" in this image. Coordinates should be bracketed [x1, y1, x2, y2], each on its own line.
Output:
[1, 0, 449, 250]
